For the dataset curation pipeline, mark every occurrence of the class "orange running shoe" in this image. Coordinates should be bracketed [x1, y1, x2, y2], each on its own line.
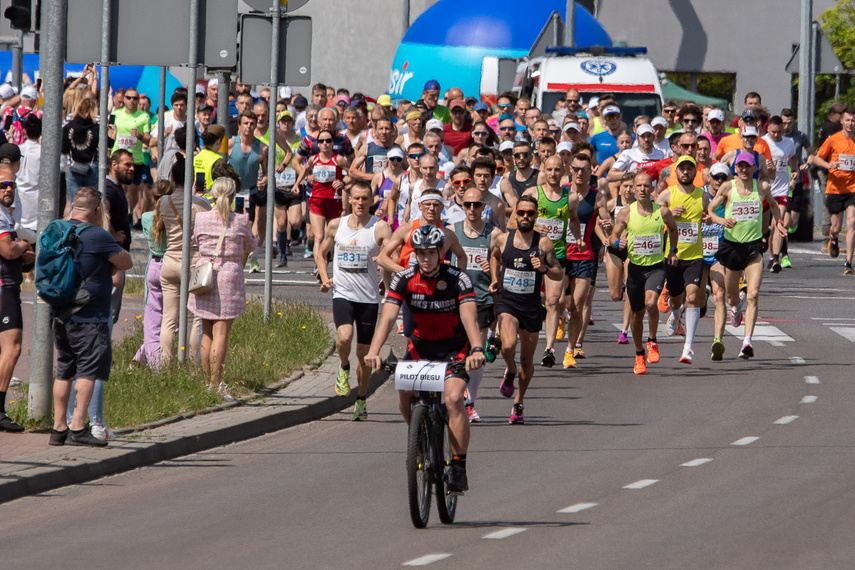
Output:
[634, 354, 647, 375]
[646, 341, 660, 363]
[658, 288, 670, 313]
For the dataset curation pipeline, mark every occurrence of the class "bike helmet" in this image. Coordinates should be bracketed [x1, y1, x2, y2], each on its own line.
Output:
[410, 224, 445, 250]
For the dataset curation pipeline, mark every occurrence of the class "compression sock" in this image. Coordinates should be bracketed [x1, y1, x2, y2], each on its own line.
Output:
[451, 455, 467, 468]
[465, 368, 483, 405]
[647, 337, 657, 344]
[743, 335, 752, 346]
[277, 231, 288, 253]
[782, 236, 789, 254]
[636, 350, 646, 356]
[684, 307, 701, 350]
[340, 362, 350, 371]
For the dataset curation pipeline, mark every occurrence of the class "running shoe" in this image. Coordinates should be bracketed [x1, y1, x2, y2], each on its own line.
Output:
[485, 334, 500, 364]
[445, 464, 469, 493]
[770, 259, 782, 274]
[276, 256, 288, 268]
[248, 256, 261, 274]
[0, 413, 24, 433]
[90, 424, 116, 441]
[829, 234, 840, 258]
[633, 354, 647, 375]
[465, 404, 481, 423]
[563, 349, 577, 369]
[781, 255, 792, 268]
[679, 348, 694, 365]
[676, 321, 685, 336]
[397, 322, 404, 335]
[352, 399, 367, 421]
[335, 367, 351, 396]
[730, 292, 746, 327]
[541, 348, 556, 368]
[711, 339, 725, 361]
[589, 316, 595, 326]
[646, 341, 660, 364]
[739, 343, 754, 360]
[218, 382, 235, 403]
[617, 330, 630, 344]
[666, 312, 680, 336]
[499, 368, 516, 398]
[573, 344, 586, 359]
[658, 288, 670, 313]
[845, 263, 855, 276]
[303, 250, 313, 259]
[509, 403, 525, 425]
[556, 314, 566, 340]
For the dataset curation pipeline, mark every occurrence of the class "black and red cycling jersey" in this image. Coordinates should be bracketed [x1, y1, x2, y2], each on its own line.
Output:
[386, 264, 475, 342]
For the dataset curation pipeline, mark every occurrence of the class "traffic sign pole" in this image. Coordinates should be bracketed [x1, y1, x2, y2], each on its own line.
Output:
[263, 0, 281, 323]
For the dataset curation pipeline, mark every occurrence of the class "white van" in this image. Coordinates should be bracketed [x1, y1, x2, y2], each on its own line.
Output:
[483, 47, 663, 124]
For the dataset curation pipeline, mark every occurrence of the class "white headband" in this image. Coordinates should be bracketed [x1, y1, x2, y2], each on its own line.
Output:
[418, 193, 443, 204]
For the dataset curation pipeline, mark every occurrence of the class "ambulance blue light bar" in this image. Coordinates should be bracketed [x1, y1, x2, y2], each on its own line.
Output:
[545, 46, 648, 56]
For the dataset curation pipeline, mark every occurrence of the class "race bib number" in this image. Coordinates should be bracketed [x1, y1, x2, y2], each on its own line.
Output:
[676, 221, 699, 244]
[395, 361, 447, 392]
[565, 223, 586, 245]
[314, 164, 336, 183]
[116, 134, 137, 150]
[503, 268, 536, 294]
[463, 246, 488, 270]
[632, 234, 661, 256]
[540, 218, 565, 241]
[732, 200, 760, 222]
[839, 154, 855, 171]
[337, 245, 369, 272]
[774, 159, 789, 173]
[276, 168, 297, 189]
[702, 235, 719, 257]
[370, 155, 388, 172]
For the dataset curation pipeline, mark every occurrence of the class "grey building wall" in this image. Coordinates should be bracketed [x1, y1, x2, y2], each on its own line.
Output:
[237, 0, 436, 97]
[595, 0, 836, 113]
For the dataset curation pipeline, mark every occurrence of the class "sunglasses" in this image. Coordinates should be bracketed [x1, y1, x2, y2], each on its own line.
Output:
[473, 131, 489, 137]
[0, 181, 15, 189]
[498, 104, 513, 110]
[318, 138, 334, 144]
[565, 98, 580, 103]
[514, 152, 531, 159]
[550, 129, 561, 136]
[682, 118, 700, 124]
[679, 143, 698, 150]
[499, 126, 516, 131]
[663, 109, 676, 114]
[124, 96, 139, 100]
[604, 113, 620, 121]
[451, 108, 466, 114]
[496, 165, 506, 174]
[389, 156, 403, 162]
[516, 209, 537, 217]
[712, 174, 729, 182]
[570, 166, 590, 173]
[451, 178, 472, 187]
[463, 201, 484, 209]
[709, 119, 723, 125]
[408, 153, 424, 160]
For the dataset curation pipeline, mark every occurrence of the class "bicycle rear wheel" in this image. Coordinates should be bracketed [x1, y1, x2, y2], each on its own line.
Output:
[435, 407, 458, 524]
[407, 403, 432, 528]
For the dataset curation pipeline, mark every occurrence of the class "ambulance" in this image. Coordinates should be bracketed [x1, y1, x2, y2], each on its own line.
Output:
[482, 46, 663, 124]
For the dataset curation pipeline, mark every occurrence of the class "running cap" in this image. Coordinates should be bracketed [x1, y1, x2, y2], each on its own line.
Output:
[709, 163, 730, 177]
[0, 84, 14, 99]
[740, 109, 757, 120]
[557, 141, 573, 154]
[602, 105, 621, 116]
[741, 125, 759, 137]
[734, 152, 755, 166]
[377, 94, 392, 107]
[196, 103, 213, 113]
[499, 141, 515, 152]
[334, 94, 350, 105]
[449, 99, 466, 110]
[0, 143, 20, 164]
[708, 109, 725, 122]
[277, 110, 294, 122]
[20, 85, 37, 101]
[292, 95, 308, 108]
[473, 102, 489, 112]
[195, 84, 206, 96]
[587, 96, 600, 109]
[387, 147, 404, 159]
[498, 113, 515, 123]
[279, 86, 292, 99]
[675, 155, 697, 168]
[563, 122, 581, 132]
[651, 116, 668, 128]
[636, 124, 655, 137]
[423, 80, 441, 91]
[425, 118, 444, 131]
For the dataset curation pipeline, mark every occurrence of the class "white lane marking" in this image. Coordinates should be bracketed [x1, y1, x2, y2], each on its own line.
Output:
[790, 356, 806, 365]
[784, 296, 855, 300]
[830, 327, 855, 343]
[774, 415, 799, 425]
[725, 323, 794, 342]
[623, 479, 659, 489]
[681, 458, 713, 467]
[403, 554, 453, 566]
[731, 436, 759, 446]
[770, 341, 785, 347]
[801, 395, 818, 404]
[812, 317, 855, 320]
[482, 528, 527, 540]
[558, 502, 598, 513]
[805, 376, 820, 384]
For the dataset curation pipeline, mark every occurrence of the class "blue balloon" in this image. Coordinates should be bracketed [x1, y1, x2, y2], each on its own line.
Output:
[388, 0, 611, 102]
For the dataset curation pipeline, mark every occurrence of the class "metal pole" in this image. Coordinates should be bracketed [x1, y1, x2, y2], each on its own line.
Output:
[264, 0, 281, 323]
[178, 0, 200, 362]
[157, 66, 166, 163]
[564, 0, 575, 48]
[835, 74, 841, 101]
[217, 71, 229, 128]
[28, 0, 66, 425]
[402, 0, 410, 37]
[11, 30, 23, 93]
[97, 0, 111, 200]
[553, 12, 560, 47]
[809, 21, 819, 141]
[797, 0, 812, 136]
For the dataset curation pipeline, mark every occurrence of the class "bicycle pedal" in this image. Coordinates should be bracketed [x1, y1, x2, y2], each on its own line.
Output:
[447, 490, 464, 497]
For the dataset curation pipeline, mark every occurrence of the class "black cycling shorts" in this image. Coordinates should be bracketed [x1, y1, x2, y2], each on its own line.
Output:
[332, 298, 378, 345]
[665, 258, 704, 297]
[626, 262, 666, 312]
[275, 187, 303, 208]
[406, 337, 470, 382]
[0, 286, 23, 332]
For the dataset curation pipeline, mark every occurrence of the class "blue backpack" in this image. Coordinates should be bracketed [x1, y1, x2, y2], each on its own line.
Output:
[35, 220, 95, 317]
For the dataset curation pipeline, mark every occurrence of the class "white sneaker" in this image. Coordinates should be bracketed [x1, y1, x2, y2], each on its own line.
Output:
[218, 382, 235, 403]
[90, 424, 116, 441]
[666, 312, 680, 336]
[679, 348, 694, 364]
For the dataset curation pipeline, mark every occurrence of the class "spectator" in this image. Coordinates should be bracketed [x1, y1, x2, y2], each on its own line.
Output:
[17, 114, 41, 232]
[50, 187, 132, 447]
[105, 150, 133, 322]
[62, 98, 115, 204]
[189, 177, 257, 400]
[159, 157, 211, 363]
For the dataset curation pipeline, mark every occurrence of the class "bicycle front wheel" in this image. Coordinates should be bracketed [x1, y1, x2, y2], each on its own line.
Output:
[435, 411, 458, 524]
[407, 403, 432, 528]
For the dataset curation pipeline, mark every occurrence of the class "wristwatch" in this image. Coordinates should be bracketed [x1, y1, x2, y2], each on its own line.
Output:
[470, 347, 485, 354]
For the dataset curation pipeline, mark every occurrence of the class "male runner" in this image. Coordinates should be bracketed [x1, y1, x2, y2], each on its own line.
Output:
[610, 173, 678, 374]
[490, 195, 562, 423]
[365, 225, 485, 493]
[762, 116, 797, 273]
[317, 182, 391, 419]
[499, 140, 539, 211]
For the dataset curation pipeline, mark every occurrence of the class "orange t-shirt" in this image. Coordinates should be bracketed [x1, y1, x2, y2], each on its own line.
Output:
[817, 131, 855, 195]
[714, 134, 772, 161]
[668, 166, 705, 188]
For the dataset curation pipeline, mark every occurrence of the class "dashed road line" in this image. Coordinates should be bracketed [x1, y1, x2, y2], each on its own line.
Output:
[557, 502, 598, 513]
[681, 458, 713, 467]
[623, 479, 659, 489]
[731, 436, 759, 446]
[790, 356, 805, 365]
[774, 415, 799, 425]
[805, 376, 820, 384]
[801, 395, 818, 404]
[830, 327, 855, 343]
[725, 323, 793, 343]
[403, 554, 453, 566]
[482, 528, 527, 540]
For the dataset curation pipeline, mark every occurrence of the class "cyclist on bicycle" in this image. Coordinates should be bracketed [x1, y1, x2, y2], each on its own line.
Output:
[365, 224, 486, 493]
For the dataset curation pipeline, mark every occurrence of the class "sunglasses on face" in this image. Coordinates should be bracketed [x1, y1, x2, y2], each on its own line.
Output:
[604, 113, 620, 121]
[514, 152, 531, 159]
[679, 143, 698, 150]
[318, 139, 334, 145]
[463, 201, 484, 209]
[683, 118, 700, 124]
[125, 96, 139, 100]
[565, 98, 580, 103]
[451, 108, 466, 114]
[709, 119, 722, 125]
[451, 178, 472, 187]
[712, 174, 729, 182]
[498, 103, 513, 109]
[516, 209, 537, 217]
[0, 181, 15, 190]
[473, 131, 489, 137]
[550, 129, 561, 136]
[570, 166, 590, 173]
[496, 165, 506, 174]
[408, 153, 424, 160]
[499, 126, 516, 131]
[663, 109, 676, 114]
[389, 156, 403, 162]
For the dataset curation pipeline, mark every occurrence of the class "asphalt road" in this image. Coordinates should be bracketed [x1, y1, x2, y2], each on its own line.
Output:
[4, 243, 855, 569]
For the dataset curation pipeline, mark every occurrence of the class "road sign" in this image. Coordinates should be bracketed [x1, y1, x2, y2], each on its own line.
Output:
[238, 14, 311, 86]
[243, 0, 310, 12]
[786, 26, 846, 74]
[66, 0, 238, 67]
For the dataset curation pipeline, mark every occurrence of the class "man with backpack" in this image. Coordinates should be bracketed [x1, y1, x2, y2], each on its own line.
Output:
[46, 187, 132, 447]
